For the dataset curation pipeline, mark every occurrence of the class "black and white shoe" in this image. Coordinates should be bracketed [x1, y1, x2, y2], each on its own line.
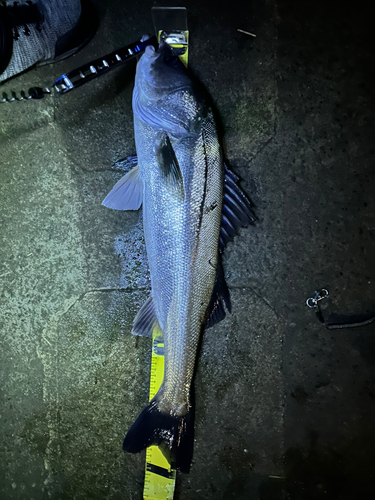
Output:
[0, 0, 97, 82]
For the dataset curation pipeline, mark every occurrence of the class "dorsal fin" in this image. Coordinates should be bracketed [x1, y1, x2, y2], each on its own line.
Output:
[219, 164, 255, 252]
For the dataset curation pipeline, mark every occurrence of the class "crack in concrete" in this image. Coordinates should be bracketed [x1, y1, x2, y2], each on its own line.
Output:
[35, 285, 142, 487]
[39, 287, 143, 344]
[230, 284, 281, 319]
[249, 134, 276, 164]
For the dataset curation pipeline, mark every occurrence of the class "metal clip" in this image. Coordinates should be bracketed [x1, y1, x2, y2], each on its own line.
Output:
[306, 289, 329, 308]
[160, 30, 188, 46]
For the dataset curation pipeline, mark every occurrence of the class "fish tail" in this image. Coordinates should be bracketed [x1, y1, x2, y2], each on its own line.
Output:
[123, 399, 194, 473]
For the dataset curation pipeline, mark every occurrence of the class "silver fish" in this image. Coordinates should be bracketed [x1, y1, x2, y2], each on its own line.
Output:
[102, 42, 254, 471]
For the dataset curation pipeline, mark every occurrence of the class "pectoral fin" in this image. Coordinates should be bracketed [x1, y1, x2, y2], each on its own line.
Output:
[102, 165, 143, 211]
[155, 133, 184, 199]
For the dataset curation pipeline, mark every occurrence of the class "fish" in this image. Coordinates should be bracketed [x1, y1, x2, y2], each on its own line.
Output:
[102, 41, 254, 472]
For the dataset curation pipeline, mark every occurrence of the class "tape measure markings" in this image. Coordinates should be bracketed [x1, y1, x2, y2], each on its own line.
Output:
[146, 463, 175, 479]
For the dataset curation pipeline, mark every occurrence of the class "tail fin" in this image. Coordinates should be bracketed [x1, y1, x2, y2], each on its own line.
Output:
[123, 399, 194, 473]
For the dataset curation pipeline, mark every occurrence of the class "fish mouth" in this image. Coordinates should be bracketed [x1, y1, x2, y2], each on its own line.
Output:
[144, 41, 176, 61]
[144, 44, 158, 59]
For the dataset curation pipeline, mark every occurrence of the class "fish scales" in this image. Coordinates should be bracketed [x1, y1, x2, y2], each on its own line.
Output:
[137, 109, 223, 416]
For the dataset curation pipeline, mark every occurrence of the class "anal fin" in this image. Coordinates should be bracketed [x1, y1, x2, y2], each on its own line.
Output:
[131, 295, 159, 337]
[205, 260, 231, 329]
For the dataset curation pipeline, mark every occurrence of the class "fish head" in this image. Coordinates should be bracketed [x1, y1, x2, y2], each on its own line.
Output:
[136, 42, 192, 100]
[134, 42, 206, 135]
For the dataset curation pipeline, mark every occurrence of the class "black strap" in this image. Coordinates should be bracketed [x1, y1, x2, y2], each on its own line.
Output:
[316, 304, 375, 330]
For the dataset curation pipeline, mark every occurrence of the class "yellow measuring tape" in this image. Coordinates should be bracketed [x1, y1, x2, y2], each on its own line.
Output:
[142, 32, 189, 500]
[143, 326, 176, 500]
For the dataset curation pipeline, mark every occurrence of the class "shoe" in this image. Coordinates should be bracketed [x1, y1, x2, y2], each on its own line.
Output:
[0, 0, 98, 83]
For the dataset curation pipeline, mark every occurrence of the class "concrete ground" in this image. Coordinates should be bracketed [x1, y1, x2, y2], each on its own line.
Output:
[1, 0, 374, 498]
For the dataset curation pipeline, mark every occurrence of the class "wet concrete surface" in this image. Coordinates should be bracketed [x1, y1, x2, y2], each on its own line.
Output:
[1, 0, 374, 498]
